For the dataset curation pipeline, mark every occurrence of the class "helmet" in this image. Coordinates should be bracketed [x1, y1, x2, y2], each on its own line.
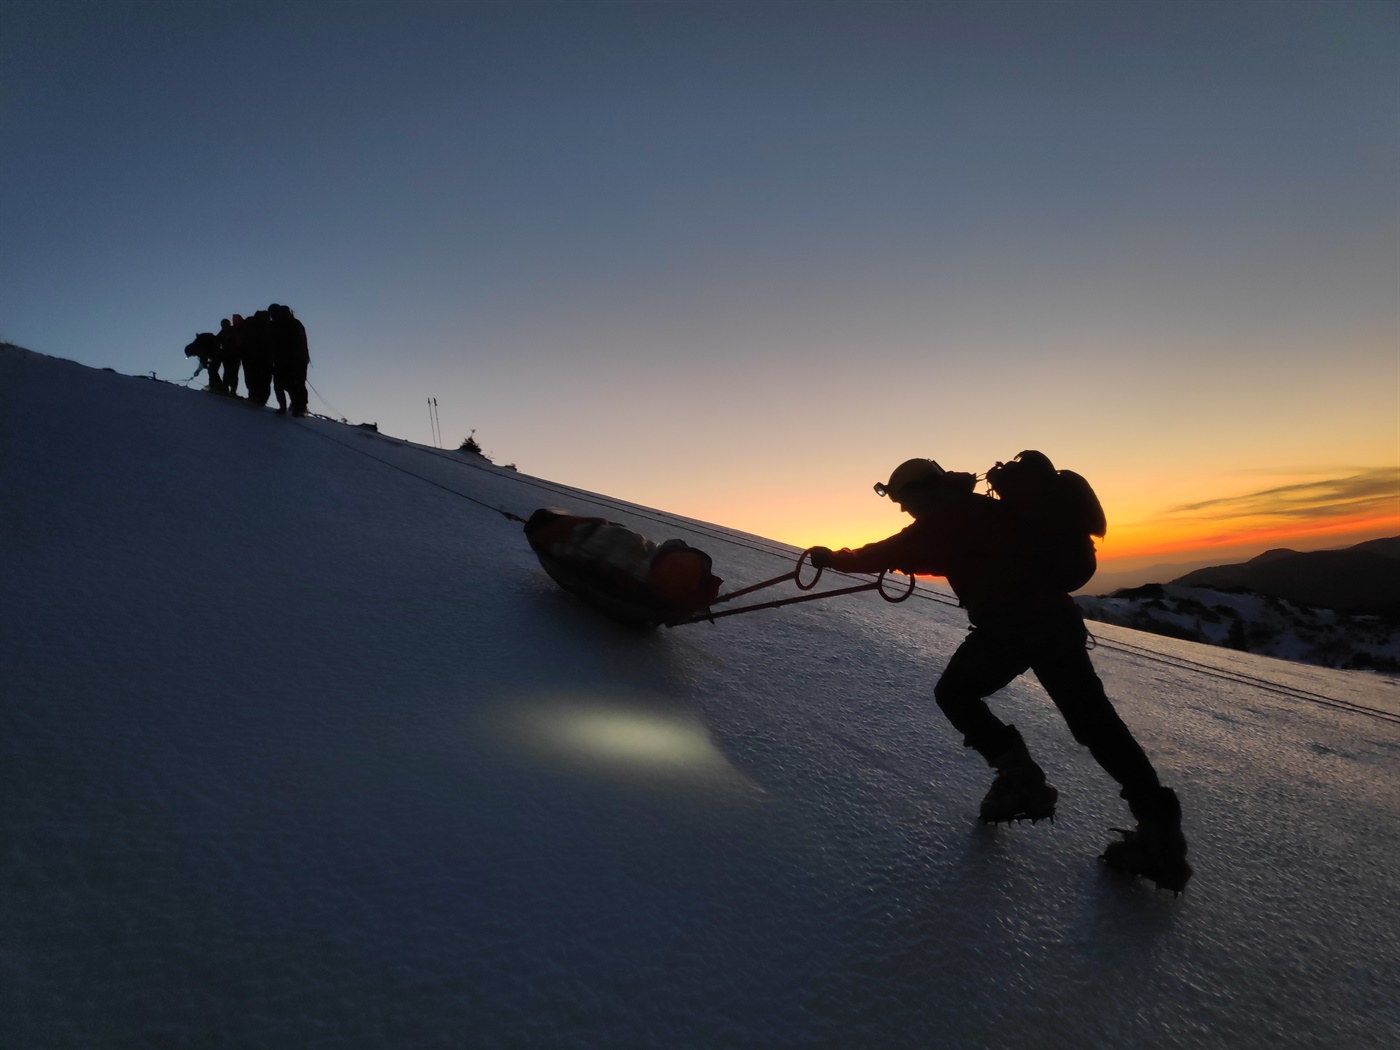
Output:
[874, 458, 946, 500]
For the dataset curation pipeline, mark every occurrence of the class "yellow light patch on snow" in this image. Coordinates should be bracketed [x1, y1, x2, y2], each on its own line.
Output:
[492, 693, 763, 799]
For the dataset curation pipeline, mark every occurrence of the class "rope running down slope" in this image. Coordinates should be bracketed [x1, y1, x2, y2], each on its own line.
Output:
[293, 419, 1400, 728]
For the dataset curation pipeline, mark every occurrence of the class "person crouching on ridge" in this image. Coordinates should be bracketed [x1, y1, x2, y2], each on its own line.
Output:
[808, 456, 1192, 894]
[184, 331, 229, 395]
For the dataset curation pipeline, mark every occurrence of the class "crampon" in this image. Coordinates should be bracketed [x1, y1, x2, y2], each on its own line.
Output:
[979, 779, 1058, 825]
[1101, 827, 1193, 895]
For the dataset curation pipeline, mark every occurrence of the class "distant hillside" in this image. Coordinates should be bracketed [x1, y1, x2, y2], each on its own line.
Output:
[1077, 584, 1400, 675]
[1170, 536, 1400, 616]
[1076, 536, 1400, 674]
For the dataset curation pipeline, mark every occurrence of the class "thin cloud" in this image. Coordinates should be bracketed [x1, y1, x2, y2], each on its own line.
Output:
[1167, 468, 1400, 521]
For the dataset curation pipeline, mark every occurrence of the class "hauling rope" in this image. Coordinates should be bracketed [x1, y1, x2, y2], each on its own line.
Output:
[293, 422, 1396, 727]
[524, 507, 914, 629]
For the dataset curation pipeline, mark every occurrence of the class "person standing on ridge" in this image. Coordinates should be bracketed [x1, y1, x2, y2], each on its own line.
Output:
[240, 310, 275, 408]
[216, 317, 243, 397]
[808, 454, 1192, 894]
[268, 303, 310, 417]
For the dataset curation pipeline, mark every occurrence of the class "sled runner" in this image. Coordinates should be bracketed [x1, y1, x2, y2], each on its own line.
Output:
[525, 508, 915, 629]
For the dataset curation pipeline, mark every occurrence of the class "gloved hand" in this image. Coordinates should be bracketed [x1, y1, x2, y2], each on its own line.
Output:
[807, 546, 836, 569]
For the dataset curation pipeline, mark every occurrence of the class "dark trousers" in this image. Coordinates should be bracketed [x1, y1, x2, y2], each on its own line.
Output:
[274, 361, 308, 415]
[218, 358, 240, 397]
[244, 363, 272, 406]
[933, 602, 1161, 802]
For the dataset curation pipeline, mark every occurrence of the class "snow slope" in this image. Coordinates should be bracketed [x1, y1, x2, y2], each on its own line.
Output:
[3, 345, 1398, 1049]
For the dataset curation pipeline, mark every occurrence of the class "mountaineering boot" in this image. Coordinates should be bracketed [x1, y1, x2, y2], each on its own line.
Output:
[978, 726, 1058, 824]
[1101, 786, 1192, 895]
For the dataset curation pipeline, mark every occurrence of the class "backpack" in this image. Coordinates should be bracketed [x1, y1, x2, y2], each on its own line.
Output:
[985, 450, 1106, 592]
[184, 332, 220, 360]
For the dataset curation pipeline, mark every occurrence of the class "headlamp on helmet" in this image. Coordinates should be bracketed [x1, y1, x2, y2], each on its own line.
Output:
[874, 458, 947, 500]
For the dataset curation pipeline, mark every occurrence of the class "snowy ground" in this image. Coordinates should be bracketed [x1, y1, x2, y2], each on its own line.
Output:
[3, 345, 1399, 1049]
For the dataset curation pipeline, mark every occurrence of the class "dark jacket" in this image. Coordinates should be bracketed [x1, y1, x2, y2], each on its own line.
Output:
[184, 332, 221, 365]
[270, 312, 309, 369]
[823, 493, 1064, 623]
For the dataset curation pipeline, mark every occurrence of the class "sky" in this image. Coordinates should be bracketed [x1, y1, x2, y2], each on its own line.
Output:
[5, 343, 1400, 1046]
[2, 0, 1397, 582]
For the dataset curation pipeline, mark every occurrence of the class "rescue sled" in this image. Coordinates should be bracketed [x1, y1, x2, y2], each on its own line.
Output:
[524, 508, 723, 628]
[525, 508, 916, 629]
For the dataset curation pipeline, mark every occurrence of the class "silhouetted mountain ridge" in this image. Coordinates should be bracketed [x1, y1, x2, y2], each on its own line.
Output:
[1170, 536, 1400, 616]
[1077, 536, 1400, 673]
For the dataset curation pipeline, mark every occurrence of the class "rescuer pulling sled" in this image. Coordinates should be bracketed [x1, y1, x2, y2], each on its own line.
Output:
[524, 447, 1193, 898]
[808, 452, 1193, 896]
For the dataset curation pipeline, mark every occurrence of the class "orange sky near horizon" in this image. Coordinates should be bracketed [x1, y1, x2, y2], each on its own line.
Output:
[1101, 508, 1400, 563]
[793, 506, 1400, 568]
[530, 312, 1399, 591]
[1097, 465, 1400, 566]
[699, 462, 1400, 585]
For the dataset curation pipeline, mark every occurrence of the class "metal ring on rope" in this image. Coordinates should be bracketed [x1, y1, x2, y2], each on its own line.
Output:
[795, 548, 823, 591]
[877, 569, 917, 603]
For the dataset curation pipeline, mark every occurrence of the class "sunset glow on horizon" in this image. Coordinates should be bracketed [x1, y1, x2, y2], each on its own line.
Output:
[688, 461, 1400, 584]
[782, 496, 1400, 567]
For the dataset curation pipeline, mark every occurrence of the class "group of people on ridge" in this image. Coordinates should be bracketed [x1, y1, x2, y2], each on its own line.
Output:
[183, 304, 310, 417]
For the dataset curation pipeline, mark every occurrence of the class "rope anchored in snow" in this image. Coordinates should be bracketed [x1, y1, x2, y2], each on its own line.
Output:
[292, 420, 528, 524]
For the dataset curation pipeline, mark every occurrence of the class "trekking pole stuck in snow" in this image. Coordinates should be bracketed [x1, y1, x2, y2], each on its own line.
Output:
[427, 397, 442, 448]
